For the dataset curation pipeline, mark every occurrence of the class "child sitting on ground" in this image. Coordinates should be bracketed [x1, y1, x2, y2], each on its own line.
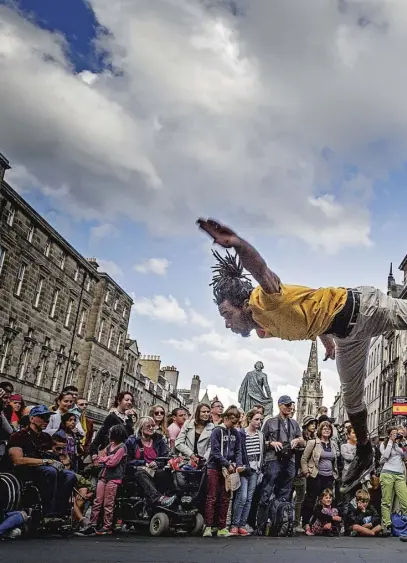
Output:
[310, 489, 342, 536]
[346, 489, 382, 537]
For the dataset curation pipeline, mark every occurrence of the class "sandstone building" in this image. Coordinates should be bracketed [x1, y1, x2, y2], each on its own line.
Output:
[0, 153, 133, 423]
[297, 341, 324, 426]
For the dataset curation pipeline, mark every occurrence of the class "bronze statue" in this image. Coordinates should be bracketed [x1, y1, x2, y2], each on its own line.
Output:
[238, 361, 273, 416]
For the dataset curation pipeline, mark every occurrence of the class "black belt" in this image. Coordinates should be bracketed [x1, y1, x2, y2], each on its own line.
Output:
[323, 288, 360, 338]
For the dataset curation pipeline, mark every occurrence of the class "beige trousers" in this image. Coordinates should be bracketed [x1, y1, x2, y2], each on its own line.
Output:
[334, 286, 407, 414]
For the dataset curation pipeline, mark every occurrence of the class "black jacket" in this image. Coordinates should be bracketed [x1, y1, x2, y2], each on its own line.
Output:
[90, 412, 133, 455]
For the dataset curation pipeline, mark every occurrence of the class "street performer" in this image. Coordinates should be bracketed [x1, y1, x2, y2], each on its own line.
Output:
[197, 218, 407, 493]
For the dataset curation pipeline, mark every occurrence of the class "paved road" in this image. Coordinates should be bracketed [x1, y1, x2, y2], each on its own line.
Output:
[2, 535, 407, 563]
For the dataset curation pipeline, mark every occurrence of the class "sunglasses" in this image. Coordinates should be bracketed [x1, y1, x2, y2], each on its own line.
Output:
[54, 446, 66, 452]
[77, 403, 88, 407]
[144, 425, 155, 430]
[154, 411, 164, 416]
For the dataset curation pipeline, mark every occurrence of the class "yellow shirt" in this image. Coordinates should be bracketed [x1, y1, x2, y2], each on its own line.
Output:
[249, 284, 348, 341]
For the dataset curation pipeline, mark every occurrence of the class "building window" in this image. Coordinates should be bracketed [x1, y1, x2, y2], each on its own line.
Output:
[51, 345, 66, 392]
[122, 306, 127, 319]
[27, 223, 35, 243]
[97, 319, 105, 343]
[116, 332, 123, 355]
[64, 298, 74, 328]
[18, 331, 33, 380]
[114, 297, 119, 311]
[0, 340, 10, 373]
[87, 375, 95, 402]
[85, 278, 91, 292]
[98, 379, 105, 406]
[6, 207, 15, 227]
[35, 337, 50, 387]
[107, 325, 114, 349]
[0, 246, 5, 276]
[67, 352, 78, 385]
[105, 289, 111, 304]
[44, 238, 51, 257]
[60, 252, 66, 270]
[15, 263, 26, 297]
[74, 266, 79, 282]
[33, 276, 44, 309]
[78, 308, 87, 336]
[50, 289, 60, 319]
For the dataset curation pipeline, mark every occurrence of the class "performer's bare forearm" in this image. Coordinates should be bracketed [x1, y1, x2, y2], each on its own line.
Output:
[234, 237, 280, 293]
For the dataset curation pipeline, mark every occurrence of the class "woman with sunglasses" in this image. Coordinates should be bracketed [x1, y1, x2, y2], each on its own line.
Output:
[149, 405, 168, 443]
[126, 416, 175, 507]
[90, 392, 135, 458]
[203, 406, 244, 538]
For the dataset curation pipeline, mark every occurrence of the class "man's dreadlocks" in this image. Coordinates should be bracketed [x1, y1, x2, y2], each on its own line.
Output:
[210, 250, 254, 307]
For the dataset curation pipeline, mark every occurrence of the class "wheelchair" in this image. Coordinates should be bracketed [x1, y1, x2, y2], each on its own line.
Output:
[114, 458, 205, 536]
[0, 471, 74, 537]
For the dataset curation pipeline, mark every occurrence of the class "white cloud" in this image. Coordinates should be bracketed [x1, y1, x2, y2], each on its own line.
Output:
[132, 294, 187, 324]
[188, 308, 213, 328]
[134, 258, 170, 276]
[4, 1, 406, 251]
[90, 223, 119, 241]
[97, 259, 124, 280]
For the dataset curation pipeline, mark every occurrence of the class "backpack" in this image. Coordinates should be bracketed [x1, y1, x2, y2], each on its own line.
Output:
[266, 496, 294, 537]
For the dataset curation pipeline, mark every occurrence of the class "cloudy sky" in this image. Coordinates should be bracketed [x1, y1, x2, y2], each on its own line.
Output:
[2, 0, 407, 412]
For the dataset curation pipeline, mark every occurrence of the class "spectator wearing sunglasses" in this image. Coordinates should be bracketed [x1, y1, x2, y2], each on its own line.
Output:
[149, 405, 168, 442]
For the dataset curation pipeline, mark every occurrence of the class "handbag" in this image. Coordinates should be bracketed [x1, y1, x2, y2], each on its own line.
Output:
[391, 511, 407, 537]
[220, 428, 241, 492]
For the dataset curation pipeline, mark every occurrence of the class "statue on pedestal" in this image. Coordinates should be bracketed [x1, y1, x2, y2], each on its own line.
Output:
[238, 361, 273, 417]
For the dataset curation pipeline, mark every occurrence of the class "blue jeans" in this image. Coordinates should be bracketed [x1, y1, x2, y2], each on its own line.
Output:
[256, 459, 295, 532]
[28, 466, 76, 515]
[232, 471, 257, 527]
[0, 512, 25, 537]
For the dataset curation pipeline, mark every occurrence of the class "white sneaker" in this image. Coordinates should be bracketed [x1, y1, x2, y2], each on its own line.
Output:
[294, 525, 304, 534]
[245, 524, 254, 534]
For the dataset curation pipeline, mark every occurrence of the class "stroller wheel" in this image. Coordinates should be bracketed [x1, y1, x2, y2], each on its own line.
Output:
[149, 513, 169, 537]
[191, 513, 205, 536]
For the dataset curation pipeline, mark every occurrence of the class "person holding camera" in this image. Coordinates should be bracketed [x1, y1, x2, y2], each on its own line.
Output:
[300, 420, 340, 535]
[379, 426, 407, 535]
[257, 396, 304, 532]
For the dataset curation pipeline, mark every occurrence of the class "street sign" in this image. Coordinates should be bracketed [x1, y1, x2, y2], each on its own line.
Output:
[392, 397, 407, 416]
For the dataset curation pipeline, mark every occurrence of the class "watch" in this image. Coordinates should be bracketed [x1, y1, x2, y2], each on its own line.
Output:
[42, 459, 50, 466]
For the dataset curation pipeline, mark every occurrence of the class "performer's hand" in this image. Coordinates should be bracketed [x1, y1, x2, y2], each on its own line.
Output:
[290, 438, 300, 449]
[196, 218, 239, 248]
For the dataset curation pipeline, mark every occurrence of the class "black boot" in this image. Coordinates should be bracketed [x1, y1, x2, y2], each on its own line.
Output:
[340, 409, 374, 494]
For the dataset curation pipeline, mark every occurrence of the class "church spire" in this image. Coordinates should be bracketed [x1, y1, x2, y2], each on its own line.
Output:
[388, 262, 395, 293]
[306, 340, 318, 377]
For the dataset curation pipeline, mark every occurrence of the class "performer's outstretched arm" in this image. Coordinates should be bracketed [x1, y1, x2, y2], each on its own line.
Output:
[197, 218, 280, 294]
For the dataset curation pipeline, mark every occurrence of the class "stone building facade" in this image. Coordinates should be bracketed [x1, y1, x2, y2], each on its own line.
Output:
[297, 341, 324, 426]
[364, 335, 383, 437]
[0, 153, 132, 423]
[122, 339, 198, 416]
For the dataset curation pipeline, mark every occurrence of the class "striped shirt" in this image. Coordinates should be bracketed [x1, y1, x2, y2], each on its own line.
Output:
[246, 432, 261, 471]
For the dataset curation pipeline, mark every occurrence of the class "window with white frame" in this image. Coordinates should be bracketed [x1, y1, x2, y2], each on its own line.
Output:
[44, 238, 51, 257]
[0, 246, 6, 276]
[67, 352, 78, 385]
[78, 308, 87, 336]
[105, 288, 111, 304]
[97, 319, 105, 342]
[0, 340, 10, 373]
[50, 288, 60, 319]
[116, 332, 123, 355]
[87, 375, 95, 402]
[114, 297, 119, 311]
[74, 266, 79, 282]
[64, 298, 74, 328]
[122, 306, 127, 319]
[33, 276, 44, 308]
[27, 223, 35, 243]
[18, 348, 29, 380]
[85, 277, 91, 292]
[51, 345, 65, 392]
[97, 379, 105, 406]
[107, 325, 114, 349]
[15, 263, 26, 297]
[60, 252, 66, 270]
[35, 337, 50, 386]
[6, 207, 15, 227]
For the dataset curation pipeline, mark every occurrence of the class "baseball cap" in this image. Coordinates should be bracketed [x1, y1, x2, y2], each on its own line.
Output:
[30, 405, 56, 418]
[278, 395, 294, 405]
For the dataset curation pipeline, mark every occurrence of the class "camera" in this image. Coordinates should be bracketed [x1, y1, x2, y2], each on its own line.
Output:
[276, 442, 293, 462]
